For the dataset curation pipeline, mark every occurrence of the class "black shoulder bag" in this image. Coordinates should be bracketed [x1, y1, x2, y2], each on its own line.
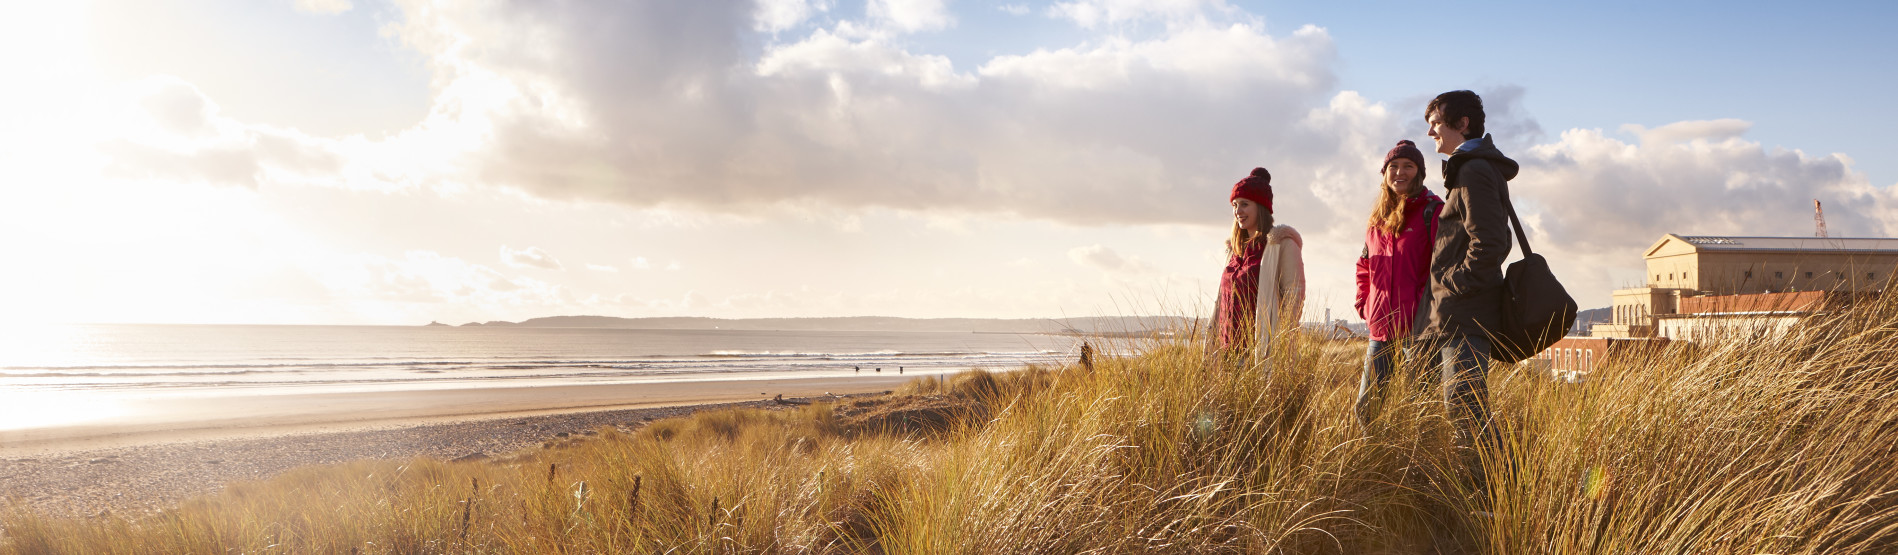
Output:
[1491, 184, 1578, 364]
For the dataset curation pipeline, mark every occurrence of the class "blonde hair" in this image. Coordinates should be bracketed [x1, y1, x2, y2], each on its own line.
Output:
[1367, 171, 1421, 236]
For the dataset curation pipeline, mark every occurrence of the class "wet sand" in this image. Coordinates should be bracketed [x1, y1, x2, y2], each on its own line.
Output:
[0, 376, 908, 517]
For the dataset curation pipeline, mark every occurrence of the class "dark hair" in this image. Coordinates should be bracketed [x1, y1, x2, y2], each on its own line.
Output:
[1426, 90, 1485, 140]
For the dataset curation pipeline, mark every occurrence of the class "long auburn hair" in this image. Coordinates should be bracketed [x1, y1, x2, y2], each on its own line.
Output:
[1367, 170, 1421, 236]
[1225, 212, 1274, 257]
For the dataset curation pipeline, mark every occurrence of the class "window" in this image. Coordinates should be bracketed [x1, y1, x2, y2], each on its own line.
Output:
[1776, 272, 1784, 279]
[1806, 272, 1814, 279]
[1745, 270, 1752, 279]
[1655, 274, 1661, 281]
[1871, 273, 1878, 280]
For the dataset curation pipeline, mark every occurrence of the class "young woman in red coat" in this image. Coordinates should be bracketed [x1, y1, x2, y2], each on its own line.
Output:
[1353, 140, 1442, 424]
[1213, 167, 1305, 366]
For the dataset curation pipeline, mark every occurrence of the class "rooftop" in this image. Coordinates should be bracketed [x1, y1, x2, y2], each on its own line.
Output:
[1669, 234, 1898, 252]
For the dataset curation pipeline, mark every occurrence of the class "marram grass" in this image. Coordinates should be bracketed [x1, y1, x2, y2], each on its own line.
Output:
[9, 296, 1898, 553]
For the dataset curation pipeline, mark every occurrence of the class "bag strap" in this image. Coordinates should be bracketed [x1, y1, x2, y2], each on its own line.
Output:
[1410, 196, 1445, 336]
[1496, 180, 1534, 257]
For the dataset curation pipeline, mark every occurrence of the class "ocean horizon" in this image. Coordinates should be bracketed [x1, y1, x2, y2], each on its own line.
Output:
[0, 323, 1102, 434]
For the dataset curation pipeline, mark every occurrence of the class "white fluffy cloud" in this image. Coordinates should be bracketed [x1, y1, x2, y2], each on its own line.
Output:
[753, 0, 831, 32]
[869, 0, 953, 32]
[1047, 0, 1236, 29]
[98, 77, 343, 189]
[500, 245, 563, 270]
[1069, 244, 1154, 273]
[1505, 122, 1897, 300]
[50, 2, 1898, 323]
[374, 1, 1335, 226]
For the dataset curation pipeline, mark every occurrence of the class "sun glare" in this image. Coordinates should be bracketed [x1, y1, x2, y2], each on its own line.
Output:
[0, 391, 127, 432]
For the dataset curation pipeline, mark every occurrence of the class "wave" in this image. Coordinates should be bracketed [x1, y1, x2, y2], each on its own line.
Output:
[699, 349, 1056, 358]
[0, 350, 1070, 393]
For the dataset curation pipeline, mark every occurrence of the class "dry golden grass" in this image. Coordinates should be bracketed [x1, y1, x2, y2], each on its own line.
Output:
[7, 294, 1898, 553]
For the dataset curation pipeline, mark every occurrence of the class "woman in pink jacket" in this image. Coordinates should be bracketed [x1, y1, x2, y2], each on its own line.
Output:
[1353, 140, 1442, 424]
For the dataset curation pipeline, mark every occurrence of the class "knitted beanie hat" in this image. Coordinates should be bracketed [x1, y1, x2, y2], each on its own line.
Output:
[1381, 140, 1427, 181]
[1229, 167, 1273, 212]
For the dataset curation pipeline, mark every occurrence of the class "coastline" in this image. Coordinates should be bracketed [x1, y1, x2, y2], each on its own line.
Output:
[0, 376, 909, 518]
[0, 376, 912, 457]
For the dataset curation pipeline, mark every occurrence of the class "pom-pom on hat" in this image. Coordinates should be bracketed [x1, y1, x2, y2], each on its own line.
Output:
[1229, 167, 1273, 212]
[1381, 140, 1427, 181]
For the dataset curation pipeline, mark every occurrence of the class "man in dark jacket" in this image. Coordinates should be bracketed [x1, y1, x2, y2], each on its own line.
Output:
[1419, 90, 1519, 492]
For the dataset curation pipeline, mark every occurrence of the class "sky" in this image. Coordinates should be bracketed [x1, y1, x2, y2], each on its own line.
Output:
[1, 0, 1894, 326]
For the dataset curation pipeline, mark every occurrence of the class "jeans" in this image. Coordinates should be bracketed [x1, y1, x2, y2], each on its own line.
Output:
[1354, 339, 1401, 425]
[1441, 334, 1502, 490]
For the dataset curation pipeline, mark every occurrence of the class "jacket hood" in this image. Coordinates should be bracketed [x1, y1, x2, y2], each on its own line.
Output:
[1445, 134, 1519, 183]
[1266, 225, 1302, 248]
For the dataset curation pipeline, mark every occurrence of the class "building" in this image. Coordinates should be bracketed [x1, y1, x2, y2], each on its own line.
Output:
[1544, 233, 1898, 380]
[1592, 234, 1898, 340]
[1643, 234, 1898, 294]
[1654, 290, 1857, 342]
[1529, 336, 1671, 381]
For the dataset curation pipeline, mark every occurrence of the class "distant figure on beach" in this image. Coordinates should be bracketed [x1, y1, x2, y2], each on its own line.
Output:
[1210, 167, 1305, 366]
[898, 367, 903, 374]
[855, 366, 860, 373]
[1418, 90, 1519, 494]
[1353, 139, 1443, 425]
[1079, 341, 1094, 372]
[875, 367, 881, 373]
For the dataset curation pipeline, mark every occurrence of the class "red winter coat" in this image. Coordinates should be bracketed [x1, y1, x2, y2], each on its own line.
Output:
[1354, 190, 1443, 341]
[1216, 226, 1305, 354]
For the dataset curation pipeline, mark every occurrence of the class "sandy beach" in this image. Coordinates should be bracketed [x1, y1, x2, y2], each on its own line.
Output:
[0, 376, 909, 518]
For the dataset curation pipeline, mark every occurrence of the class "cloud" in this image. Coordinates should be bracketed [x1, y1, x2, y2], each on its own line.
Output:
[1620, 118, 1751, 146]
[137, 80, 216, 137]
[868, 0, 953, 33]
[754, 0, 830, 32]
[97, 76, 344, 189]
[500, 245, 564, 270]
[1069, 244, 1154, 273]
[74, 3, 1897, 322]
[757, 28, 974, 90]
[293, 0, 353, 15]
[1485, 121, 1896, 304]
[999, 4, 1030, 16]
[586, 264, 619, 273]
[380, 3, 1337, 225]
[307, 251, 574, 319]
[1047, 0, 1236, 29]
[1518, 125, 1883, 254]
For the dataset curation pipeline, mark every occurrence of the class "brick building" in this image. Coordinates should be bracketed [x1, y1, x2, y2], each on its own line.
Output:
[1593, 234, 1896, 341]
[1541, 233, 1897, 379]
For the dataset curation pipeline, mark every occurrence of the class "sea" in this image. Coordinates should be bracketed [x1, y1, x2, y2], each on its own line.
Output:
[0, 324, 1085, 429]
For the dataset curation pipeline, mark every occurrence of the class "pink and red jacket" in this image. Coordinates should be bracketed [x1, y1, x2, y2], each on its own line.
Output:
[1355, 190, 1443, 341]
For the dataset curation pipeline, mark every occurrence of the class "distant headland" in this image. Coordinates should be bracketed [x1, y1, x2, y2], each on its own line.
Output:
[429, 315, 1190, 335]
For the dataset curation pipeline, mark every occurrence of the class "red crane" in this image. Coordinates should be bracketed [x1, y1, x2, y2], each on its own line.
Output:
[1814, 199, 1828, 238]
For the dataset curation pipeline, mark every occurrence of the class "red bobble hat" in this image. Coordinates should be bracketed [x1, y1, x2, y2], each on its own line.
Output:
[1381, 140, 1427, 181]
[1229, 167, 1272, 212]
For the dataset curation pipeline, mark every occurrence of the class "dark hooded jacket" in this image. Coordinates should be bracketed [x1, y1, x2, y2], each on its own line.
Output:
[1418, 134, 1519, 341]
